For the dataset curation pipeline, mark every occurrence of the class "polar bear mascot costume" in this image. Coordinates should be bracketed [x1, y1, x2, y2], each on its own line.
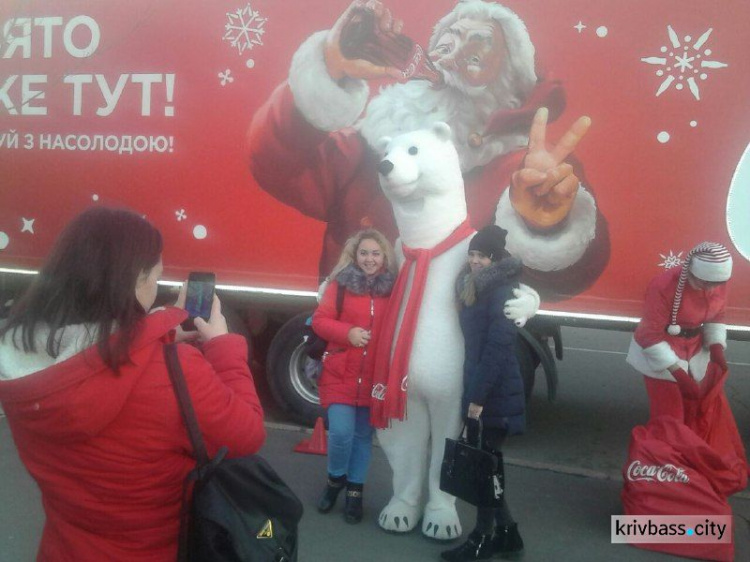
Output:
[370, 122, 539, 540]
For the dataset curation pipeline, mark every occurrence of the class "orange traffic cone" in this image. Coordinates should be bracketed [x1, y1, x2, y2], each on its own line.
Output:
[293, 416, 328, 455]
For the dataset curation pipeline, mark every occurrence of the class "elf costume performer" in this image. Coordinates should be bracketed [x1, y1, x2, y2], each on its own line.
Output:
[624, 242, 748, 562]
[627, 242, 731, 419]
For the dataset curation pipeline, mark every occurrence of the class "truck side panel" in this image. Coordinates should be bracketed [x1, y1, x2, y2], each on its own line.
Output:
[1, 0, 748, 325]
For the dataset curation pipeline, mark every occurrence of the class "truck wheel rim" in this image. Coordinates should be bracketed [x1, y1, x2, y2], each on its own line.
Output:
[289, 343, 320, 405]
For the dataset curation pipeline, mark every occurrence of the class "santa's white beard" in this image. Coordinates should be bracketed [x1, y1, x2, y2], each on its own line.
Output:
[357, 76, 529, 172]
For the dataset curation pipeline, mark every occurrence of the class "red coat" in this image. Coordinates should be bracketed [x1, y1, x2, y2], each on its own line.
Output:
[247, 82, 610, 300]
[0, 308, 265, 562]
[312, 279, 391, 408]
[628, 267, 728, 380]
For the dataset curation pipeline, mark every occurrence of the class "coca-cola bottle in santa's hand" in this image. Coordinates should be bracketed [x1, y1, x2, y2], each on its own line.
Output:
[339, 6, 444, 87]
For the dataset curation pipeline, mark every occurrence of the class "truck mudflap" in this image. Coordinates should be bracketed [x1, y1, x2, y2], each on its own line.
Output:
[518, 325, 559, 403]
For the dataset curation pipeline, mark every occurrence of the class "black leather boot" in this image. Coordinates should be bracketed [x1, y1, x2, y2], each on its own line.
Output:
[492, 523, 524, 559]
[343, 483, 363, 524]
[440, 531, 494, 561]
[316, 474, 346, 514]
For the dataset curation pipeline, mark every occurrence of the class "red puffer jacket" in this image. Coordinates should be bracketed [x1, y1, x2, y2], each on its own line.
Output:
[0, 307, 265, 562]
[312, 265, 395, 408]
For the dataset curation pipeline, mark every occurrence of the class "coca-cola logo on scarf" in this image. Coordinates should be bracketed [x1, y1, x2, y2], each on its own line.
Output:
[371, 383, 387, 401]
[626, 461, 690, 483]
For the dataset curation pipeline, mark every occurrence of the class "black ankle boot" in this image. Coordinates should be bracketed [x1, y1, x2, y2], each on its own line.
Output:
[440, 531, 494, 561]
[492, 523, 524, 559]
[316, 474, 346, 514]
[343, 483, 363, 524]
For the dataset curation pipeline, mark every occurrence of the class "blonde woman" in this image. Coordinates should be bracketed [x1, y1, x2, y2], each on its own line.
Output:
[312, 229, 396, 523]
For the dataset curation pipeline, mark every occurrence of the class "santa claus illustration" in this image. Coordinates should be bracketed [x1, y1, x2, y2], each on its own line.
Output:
[247, 0, 610, 300]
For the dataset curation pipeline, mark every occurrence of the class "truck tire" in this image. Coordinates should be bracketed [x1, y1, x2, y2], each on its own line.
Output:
[516, 336, 539, 404]
[266, 312, 324, 427]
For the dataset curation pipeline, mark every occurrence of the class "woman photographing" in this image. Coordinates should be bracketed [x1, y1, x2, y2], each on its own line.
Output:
[0, 207, 265, 561]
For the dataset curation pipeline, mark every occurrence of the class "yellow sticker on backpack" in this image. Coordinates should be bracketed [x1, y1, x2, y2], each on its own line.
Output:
[257, 519, 273, 539]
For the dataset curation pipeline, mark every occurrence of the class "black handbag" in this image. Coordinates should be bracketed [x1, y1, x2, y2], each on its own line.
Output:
[303, 282, 345, 360]
[439, 419, 504, 508]
[164, 343, 304, 562]
[302, 324, 328, 361]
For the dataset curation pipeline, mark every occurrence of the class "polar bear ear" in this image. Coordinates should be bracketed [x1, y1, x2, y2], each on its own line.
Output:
[376, 136, 392, 155]
[432, 122, 452, 141]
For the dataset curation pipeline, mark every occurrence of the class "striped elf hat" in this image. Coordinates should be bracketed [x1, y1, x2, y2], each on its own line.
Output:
[667, 242, 732, 335]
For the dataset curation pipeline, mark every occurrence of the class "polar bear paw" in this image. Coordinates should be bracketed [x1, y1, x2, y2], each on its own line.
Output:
[504, 283, 540, 328]
[421, 504, 462, 541]
[378, 498, 420, 533]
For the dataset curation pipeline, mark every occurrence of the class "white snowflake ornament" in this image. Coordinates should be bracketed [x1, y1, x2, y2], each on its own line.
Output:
[218, 69, 234, 86]
[641, 26, 728, 100]
[658, 250, 683, 269]
[223, 3, 268, 55]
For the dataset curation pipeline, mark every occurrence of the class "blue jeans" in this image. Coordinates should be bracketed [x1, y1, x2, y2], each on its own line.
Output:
[326, 404, 374, 484]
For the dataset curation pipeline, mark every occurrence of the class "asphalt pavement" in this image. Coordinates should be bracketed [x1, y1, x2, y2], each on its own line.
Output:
[1, 327, 749, 561]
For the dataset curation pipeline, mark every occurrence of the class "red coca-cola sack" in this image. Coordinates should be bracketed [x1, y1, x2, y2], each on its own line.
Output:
[688, 366, 748, 482]
[622, 366, 748, 562]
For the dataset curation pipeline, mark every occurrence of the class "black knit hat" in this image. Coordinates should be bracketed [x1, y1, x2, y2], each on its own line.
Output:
[469, 225, 508, 261]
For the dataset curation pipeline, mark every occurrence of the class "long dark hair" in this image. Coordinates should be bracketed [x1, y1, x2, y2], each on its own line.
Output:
[0, 207, 163, 372]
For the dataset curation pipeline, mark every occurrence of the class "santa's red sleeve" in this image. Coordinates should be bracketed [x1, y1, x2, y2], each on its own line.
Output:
[703, 283, 728, 349]
[246, 31, 368, 222]
[634, 274, 679, 372]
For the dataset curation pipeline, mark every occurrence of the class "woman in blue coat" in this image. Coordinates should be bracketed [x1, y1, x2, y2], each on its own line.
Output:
[442, 225, 526, 562]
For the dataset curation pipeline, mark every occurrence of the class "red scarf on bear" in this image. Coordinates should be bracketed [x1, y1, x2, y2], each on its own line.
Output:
[370, 219, 475, 429]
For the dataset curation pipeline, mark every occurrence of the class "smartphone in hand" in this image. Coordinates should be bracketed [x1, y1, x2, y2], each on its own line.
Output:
[181, 272, 216, 331]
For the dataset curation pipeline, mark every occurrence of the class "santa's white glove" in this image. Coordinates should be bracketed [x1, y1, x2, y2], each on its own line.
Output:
[503, 283, 540, 328]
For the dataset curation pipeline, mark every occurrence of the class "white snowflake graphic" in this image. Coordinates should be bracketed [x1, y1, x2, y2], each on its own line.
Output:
[175, 209, 187, 221]
[658, 250, 684, 269]
[641, 26, 728, 100]
[223, 3, 267, 55]
[21, 217, 35, 234]
[218, 69, 234, 86]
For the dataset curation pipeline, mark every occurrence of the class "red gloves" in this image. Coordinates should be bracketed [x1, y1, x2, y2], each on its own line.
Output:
[709, 343, 728, 372]
[672, 359, 727, 428]
[670, 368, 700, 426]
[671, 368, 701, 400]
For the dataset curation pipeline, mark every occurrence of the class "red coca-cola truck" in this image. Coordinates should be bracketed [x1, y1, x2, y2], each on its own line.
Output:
[2, 0, 749, 425]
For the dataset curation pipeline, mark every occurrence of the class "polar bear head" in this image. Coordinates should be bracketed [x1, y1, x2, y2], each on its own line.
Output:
[376, 122, 464, 203]
[376, 123, 467, 246]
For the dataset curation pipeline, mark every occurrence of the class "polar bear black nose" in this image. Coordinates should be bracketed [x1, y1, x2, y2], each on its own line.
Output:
[378, 160, 394, 176]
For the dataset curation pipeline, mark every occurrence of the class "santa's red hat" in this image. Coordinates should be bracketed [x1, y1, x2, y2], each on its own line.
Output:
[667, 242, 733, 335]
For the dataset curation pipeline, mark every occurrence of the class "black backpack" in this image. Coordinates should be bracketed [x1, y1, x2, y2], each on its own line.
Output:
[303, 282, 345, 360]
[164, 343, 304, 562]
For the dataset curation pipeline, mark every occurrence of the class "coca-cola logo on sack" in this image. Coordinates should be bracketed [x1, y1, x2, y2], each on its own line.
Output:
[626, 461, 690, 483]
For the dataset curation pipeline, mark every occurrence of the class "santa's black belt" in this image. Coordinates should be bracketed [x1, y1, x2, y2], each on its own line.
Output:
[666, 325, 703, 338]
